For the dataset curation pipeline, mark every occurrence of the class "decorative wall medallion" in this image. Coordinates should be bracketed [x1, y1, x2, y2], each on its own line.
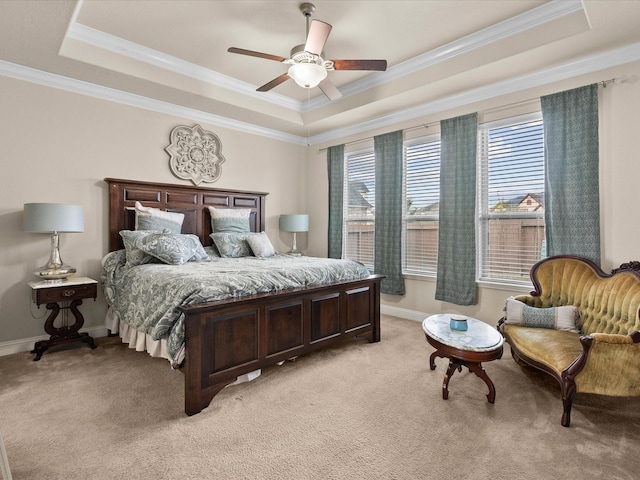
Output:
[165, 124, 226, 185]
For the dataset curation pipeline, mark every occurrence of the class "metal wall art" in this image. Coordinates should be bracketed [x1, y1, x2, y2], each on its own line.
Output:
[165, 124, 226, 185]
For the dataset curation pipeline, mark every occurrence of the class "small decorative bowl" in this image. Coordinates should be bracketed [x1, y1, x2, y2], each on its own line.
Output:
[449, 315, 468, 331]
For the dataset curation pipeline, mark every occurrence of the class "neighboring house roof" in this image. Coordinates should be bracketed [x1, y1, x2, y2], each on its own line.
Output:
[348, 181, 373, 209]
[411, 202, 440, 215]
[492, 193, 544, 212]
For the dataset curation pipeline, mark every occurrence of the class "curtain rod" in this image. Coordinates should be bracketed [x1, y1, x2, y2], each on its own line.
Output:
[316, 77, 619, 154]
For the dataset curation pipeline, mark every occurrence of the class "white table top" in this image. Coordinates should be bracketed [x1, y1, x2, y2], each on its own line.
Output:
[422, 314, 503, 352]
[28, 276, 97, 289]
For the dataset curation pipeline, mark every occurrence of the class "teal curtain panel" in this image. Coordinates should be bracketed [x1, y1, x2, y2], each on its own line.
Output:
[541, 84, 600, 265]
[327, 144, 345, 259]
[374, 130, 405, 295]
[435, 113, 478, 305]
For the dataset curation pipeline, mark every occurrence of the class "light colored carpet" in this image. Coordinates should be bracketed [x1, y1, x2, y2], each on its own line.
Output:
[0, 315, 639, 479]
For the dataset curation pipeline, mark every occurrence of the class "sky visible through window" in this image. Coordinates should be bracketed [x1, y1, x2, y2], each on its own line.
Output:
[487, 119, 544, 208]
[347, 118, 544, 213]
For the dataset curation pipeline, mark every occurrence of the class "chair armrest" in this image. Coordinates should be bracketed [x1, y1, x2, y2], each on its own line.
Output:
[589, 330, 640, 344]
[570, 331, 640, 396]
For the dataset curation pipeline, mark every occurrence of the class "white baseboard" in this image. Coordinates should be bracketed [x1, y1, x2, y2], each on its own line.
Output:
[0, 326, 110, 357]
[380, 305, 430, 323]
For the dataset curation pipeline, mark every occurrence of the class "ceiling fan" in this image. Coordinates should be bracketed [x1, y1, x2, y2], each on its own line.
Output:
[227, 2, 387, 100]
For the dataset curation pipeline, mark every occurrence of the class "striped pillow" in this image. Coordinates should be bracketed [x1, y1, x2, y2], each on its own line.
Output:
[505, 298, 579, 332]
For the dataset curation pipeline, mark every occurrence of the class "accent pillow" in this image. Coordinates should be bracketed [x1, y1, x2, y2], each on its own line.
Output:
[135, 201, 184, 234]
[203, 245, 221, 259]
[210, 232, 252, 258]
[505, 298, 579, 332]
[208, 207, 251, 233]
[246, 231, 276, 258]
[136, 232, 209, 265]
[119, 230, 162, 267]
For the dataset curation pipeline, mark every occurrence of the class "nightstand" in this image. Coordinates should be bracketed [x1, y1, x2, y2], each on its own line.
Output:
[29, 276, 98, 361]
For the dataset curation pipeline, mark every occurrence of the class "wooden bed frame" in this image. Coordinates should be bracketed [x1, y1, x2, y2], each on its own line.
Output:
[105, 178, 383, 415]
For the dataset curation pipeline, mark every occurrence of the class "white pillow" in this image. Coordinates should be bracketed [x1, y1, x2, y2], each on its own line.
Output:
[246, 232, 276, 258]
[505, 298, 579, 332]
[134, 201, 184, 234]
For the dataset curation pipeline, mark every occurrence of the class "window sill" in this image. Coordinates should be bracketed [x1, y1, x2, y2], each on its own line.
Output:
[476, 280, 533, 293]
[402, 273, 533, 293]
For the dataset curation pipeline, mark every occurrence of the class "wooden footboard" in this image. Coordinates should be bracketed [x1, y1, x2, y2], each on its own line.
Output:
[179, 274, 383, 416]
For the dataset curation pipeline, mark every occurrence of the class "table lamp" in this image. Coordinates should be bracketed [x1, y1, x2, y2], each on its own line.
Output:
[279, 214, 309, 256]
[24, 203, 84, 283]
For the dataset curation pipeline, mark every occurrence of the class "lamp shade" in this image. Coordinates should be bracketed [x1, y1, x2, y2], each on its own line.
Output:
[287, 63, 327, 89]
[279, 214, 309, 233]
[24, 203, 84, 233]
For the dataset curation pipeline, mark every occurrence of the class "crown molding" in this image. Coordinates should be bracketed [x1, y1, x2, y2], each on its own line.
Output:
[308, 41, 640, 145]
[303, 0, 586, 111]
[66, 1, 584, 114]
[0, 60, 308, 145]
[2, 40, 639, 148]
[65, 22, 302, 112]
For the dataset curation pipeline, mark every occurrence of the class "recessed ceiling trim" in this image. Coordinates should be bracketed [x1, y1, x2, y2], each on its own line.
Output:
[65, 22, 302, 111]
[2, 40, 638, 149]
[309, 41, 640, 145]
[303, 0, 586, 111]
[0, 59, 307, 146]
[68, 1, 584, 115]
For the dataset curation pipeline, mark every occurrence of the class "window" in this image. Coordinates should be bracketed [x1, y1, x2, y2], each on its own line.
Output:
[478, 113, 545, 284]
[340, 112, 545, 287]
[344, 148, 375, 268]
[403, 136, 441, 275]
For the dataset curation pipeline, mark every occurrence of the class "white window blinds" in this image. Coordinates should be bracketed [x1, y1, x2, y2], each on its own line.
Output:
[403, 136, 441, 275]
[344, 148, 375, 268]
[478, 113, 545, 284]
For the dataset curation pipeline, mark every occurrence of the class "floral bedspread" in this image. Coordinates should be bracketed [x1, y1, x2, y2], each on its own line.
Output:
[101, 249, 371, 364]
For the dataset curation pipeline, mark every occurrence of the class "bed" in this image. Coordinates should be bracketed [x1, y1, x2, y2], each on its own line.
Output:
[103, 178, 384, 415]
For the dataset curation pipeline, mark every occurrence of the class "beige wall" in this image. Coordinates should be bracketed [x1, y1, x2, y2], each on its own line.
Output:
[306, 60, 640, 324]
[2, 60, 639, 348]
[0, 75, 307, 344]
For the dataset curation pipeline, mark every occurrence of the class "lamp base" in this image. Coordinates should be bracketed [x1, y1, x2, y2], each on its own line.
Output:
[284, 249, 303, 256]
[34, 231, 77, 283]
[34, 264, 76, 284]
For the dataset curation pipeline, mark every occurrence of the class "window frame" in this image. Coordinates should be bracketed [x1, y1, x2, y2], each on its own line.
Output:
[339, 111, 545, 289]
[402, 134, 442, 276]
[343, 146, 376, 269]
[476, 111, 545, 286]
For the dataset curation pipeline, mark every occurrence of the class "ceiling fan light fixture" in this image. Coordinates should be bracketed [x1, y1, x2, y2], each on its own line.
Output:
[288, 62, 327, 88]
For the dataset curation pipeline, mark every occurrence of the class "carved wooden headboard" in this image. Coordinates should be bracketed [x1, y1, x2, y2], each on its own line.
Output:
[105, 178, 267, 252]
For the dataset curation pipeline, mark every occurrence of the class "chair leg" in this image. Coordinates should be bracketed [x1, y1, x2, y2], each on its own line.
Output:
[0, 430, 12, 480]
[561, 376, 577, 427]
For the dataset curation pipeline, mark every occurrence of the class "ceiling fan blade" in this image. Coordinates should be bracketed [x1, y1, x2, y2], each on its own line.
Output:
[332, 59, 388, 71]
[318, 78, 342, 100]
[228, 47, 286, 63]
[304, 20, 332, 55]
[256, 73, 291, 92]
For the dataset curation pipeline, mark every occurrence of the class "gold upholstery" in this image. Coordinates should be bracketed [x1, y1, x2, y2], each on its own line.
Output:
[500, 255, 640, 426]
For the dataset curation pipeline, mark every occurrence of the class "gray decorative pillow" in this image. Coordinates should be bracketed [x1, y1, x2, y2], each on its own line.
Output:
[135, 201, 184, 234]
[505, 298, 579, 332]
[136, 232, 209, 265]
[119, 230, 162, 267]
[246, 231, 276, 258]
[208, 207, 251, 233]
[210, 232, 252, 258]
[203, 245, 221, 259]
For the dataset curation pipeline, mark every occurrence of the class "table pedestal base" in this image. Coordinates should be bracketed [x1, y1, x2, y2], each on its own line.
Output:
[430, 351, 496, 403]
